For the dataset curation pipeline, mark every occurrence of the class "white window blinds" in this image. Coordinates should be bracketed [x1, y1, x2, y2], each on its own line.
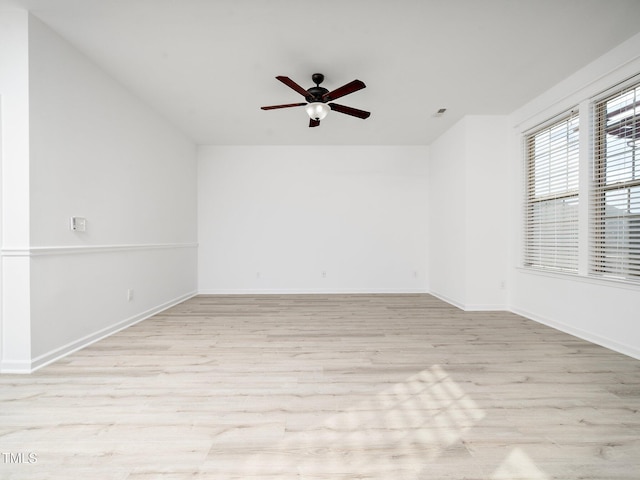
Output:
[524, 112, 580, 272]
[591, 82, 640, 281]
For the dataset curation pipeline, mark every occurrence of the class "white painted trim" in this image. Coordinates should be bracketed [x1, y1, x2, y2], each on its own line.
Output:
[0, 360, 31, 374]
[511, 306, 640, 361]
[463, 303, 509, 312]
[429, 290, 507, 312]
[1, 242, 198, 257]
[516, 267, 640, 292]
[0, 291, 197, 374]
[428, 290, 466, 310]
[199, 288, 429, 295]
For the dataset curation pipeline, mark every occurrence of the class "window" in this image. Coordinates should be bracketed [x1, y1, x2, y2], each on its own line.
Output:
[591, 82, 640, 281]
[524, 112, 580, 272]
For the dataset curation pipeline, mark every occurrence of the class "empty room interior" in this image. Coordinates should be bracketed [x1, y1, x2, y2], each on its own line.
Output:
[1, 0, 640, 478]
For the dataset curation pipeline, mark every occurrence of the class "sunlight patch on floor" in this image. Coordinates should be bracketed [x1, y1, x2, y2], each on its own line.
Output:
[491, 448, 550, 480]
[230, 364, 487, 477]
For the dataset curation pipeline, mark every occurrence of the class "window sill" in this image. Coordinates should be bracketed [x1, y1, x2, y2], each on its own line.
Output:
[516, 266, 640, 292]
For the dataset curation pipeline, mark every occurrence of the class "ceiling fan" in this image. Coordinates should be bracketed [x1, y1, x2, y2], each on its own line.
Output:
[261, 73, 371, 127]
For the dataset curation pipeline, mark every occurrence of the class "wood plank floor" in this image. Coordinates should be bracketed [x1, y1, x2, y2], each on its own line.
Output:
[1, 294, 640, 479]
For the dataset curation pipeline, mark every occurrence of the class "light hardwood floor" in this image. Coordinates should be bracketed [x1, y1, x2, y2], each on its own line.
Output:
[1, 294, 640, 479]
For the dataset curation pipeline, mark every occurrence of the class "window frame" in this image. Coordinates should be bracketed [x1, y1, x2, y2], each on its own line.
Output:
[523, 110, 580, 273]
[590, 80, 640, 282]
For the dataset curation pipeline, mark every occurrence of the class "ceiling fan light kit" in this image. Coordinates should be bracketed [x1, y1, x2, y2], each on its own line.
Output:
[261, 73, 370, 128]
[305, 102, 330, 121]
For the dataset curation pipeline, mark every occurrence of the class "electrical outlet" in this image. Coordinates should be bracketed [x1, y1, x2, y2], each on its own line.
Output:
[127, 289, 134, 301]
[70, 217, 87, 232]
[322, 271, 327, 278]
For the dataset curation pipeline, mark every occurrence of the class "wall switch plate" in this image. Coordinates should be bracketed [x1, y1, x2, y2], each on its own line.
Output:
[70, 217, 87, 232]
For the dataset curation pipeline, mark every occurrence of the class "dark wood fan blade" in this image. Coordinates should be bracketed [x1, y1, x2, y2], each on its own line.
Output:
[322, 79, 366, 101]
[276, 76, 310, 97]
[309, 118, 320, 127]
[261, 102, 307, 110]
[328, 103, 371, 119]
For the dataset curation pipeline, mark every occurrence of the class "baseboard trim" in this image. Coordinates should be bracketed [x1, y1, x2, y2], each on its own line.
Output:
[511, 306, 640, 361]
[464, 303, 508, 311]
[0, 291, 197, 374]
[198, 288, 429, 295]
[428, 290, 466, 310]
[428, 290, 507, 312]
[0, 360, 33, 374]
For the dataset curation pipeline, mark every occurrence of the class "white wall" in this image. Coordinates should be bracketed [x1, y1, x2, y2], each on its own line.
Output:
[464, 116, 510, 309]
[509, 32, 640, 359]
[198, 145, 429, 294]
[428, 120, 467, 304]
[1, 14, 199, 372]
[429, 116, 509, 310]
[0, 8, 32, 370]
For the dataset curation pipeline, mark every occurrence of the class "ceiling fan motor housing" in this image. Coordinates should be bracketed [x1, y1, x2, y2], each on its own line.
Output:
[305, 86, 329, 103]
[306, 73, 329, 103]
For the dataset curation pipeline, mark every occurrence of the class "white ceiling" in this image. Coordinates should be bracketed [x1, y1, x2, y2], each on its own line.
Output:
[3, 0, 640, 145]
